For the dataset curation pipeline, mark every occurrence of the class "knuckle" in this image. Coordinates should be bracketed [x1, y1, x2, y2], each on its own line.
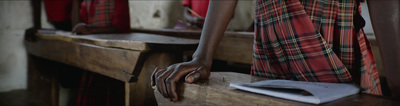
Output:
[165, 77, 175, 84]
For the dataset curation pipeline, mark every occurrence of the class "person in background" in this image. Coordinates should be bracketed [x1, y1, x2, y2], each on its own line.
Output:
[25, 0, 73, 41]
[43, 0, 73, 31]
[72, 0, 130, 35]
[180, 0, 209, 29]
[152, 0, 382, 102]
[71, 0, 130, 105]
[182, 0, 209, 24]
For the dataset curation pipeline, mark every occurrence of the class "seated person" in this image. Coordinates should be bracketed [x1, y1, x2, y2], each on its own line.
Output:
[183, 0, 209, 25]
[152, 0, 381, 102]
[174, 0, 209, 30]
[71, 0, 130, 105]
[44, 0, 73, 31]
[25, 0, 73, 41]
[72, 0, 130, 35]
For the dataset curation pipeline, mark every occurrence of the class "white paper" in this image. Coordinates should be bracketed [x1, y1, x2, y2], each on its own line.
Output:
[229, 80, 360, 104]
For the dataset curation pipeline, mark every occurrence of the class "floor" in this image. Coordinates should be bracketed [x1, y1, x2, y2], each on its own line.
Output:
[0, 89, 47, 106]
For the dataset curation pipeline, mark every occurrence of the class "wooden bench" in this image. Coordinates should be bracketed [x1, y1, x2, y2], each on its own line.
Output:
[24, 30, 199, 106]
[154, 72, 400, 105]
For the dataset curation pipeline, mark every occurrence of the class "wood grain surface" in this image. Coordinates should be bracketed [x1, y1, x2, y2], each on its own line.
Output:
[25, 37, 140, 82]
[155, 72, 400, 106]
[25, 31, 199, 82]
[132, 28, 254, 64]
[36, 31, 199, 51]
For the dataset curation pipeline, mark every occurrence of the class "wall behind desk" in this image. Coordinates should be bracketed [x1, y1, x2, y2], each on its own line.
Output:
[128, 0, 255, 31]
[0, 1, 30, 92]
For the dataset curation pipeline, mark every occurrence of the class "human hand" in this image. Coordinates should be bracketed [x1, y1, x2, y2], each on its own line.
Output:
[185, 16, 205, 26]
[151, 59, 211, 102]
[24, 27, 39, 42]
[72, 23, 93, 35]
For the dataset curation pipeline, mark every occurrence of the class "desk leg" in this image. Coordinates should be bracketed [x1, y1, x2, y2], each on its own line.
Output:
[27, 55, 59, 106]
[126, 51, 182, 106]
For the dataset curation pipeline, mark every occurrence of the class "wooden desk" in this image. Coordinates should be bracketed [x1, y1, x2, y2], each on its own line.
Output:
[132, 28, 254, 64]
[24, 30, 198, 106]
[154, 72, 400, 106]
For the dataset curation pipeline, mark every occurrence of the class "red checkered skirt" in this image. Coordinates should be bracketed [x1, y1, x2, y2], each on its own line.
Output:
[251, 0, 381, 95]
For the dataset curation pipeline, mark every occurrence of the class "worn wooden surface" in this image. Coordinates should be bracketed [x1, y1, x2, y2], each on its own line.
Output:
[25, 31, 199, 82]
[132, 28, 254, 64]
[25, 30, 199, 105]
[215, 32, 253, 64]
[25, 37, 141, 82]
[155, 72, 400, 106]
[36, 31, 199, 51]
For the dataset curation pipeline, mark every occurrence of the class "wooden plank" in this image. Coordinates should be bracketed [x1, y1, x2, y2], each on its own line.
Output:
[131, 28, 202, 39]
[28, 55, 59, 106]
[25, 37, 141, 82]
[215, 33, 253, 64]
[131, 28, 255, 64]
[36, 31, 199, 51]
[154, 72, 400, 106]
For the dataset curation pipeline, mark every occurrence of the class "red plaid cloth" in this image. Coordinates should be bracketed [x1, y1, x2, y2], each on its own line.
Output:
[77, 0, 130, 105]
[77, 72, 125, 106]
[80, 0, 131, 33]
[251, 0, 381, 95]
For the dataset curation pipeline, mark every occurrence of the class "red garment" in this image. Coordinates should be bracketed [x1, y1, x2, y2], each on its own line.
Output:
[77, 72, 125, 106]
[182, 0, 209, 18]
[80, 0, 131, 33]
[251, 0, 381, 95]
[44, 0, 72, 22]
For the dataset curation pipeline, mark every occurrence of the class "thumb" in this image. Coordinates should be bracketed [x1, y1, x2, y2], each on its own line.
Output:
[185, 67, 210, 83]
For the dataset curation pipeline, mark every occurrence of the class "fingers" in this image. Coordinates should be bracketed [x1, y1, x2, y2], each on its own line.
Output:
[72, 23, 85, 33]
[153, 62, 211, 102]
[151, 67, 164, 86]
[155, 68, 174, 101]
[185, 66, 210, 83]
[72, 26, 83, 34]
[164, 65, 199, 101]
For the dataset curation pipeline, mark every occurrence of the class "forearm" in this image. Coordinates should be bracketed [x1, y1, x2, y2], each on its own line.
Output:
[31, 0, 41, 28]
[192, 0, 238, 65]
[71, 0, 81, 27]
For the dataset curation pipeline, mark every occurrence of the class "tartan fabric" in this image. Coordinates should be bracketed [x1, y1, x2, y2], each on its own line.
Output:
[251, 0, 381, 95]
[81, 0, 115, 26]
[77, 72, 125, 106]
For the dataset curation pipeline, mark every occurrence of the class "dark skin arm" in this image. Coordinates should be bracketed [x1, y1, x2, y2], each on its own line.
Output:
[24, 0, 42, 41]
[71, 0, 80, 27]
[151, 0, 238, 102]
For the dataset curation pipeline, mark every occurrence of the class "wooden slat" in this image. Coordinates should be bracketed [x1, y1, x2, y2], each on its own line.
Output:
[36, 31, 199, 51]
[131, 28, 202, 39]
[154, 72, 400, 106]
[215, 33, 253, 64]
[25, 37, 141, 82]
[131, 28, 255, 64]
[28, 55, 59, 106]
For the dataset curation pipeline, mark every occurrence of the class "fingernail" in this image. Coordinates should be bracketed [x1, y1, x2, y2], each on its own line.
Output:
[186, 76, 194, 83]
